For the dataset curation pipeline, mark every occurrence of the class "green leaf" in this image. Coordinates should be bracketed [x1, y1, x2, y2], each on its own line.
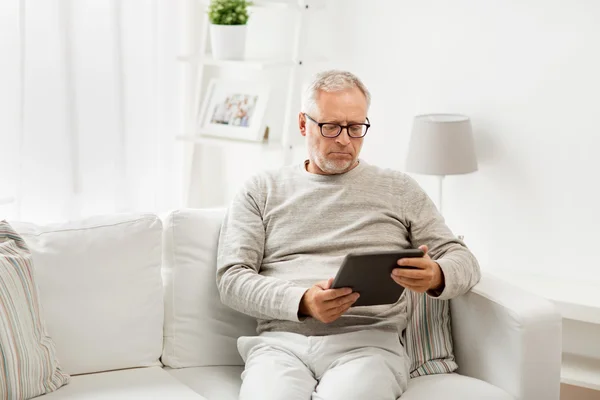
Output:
[207, 0, 250, 25]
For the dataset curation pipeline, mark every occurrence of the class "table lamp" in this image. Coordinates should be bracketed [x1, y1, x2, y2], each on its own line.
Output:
[405, 113, 478, 215]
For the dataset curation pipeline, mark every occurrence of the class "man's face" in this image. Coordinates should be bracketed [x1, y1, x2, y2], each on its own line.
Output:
[299, 87, 368, 175]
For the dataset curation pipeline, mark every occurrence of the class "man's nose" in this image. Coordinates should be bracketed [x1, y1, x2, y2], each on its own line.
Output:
[335, 128, 352, 146]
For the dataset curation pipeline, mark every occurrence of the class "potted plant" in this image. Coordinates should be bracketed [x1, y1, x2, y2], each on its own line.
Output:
[208, 0, 252, 60]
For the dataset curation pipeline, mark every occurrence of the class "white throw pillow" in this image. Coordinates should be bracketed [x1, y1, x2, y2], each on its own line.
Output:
[161, 208, 257, 368]
[11, 213, 164, 375]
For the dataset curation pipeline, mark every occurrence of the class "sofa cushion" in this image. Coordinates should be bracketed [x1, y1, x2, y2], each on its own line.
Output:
[0, 221, 70, 398]
[402, 373, 514, 399]
[39, 367, 205, 399]
[161, 209, 256, 368]
[11, 213, 164, 375]
[167, 367, 513, 400]
[166, 366, 242, 400]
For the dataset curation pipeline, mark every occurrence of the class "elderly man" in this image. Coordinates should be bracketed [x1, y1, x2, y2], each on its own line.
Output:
[216, 70, 480, 400]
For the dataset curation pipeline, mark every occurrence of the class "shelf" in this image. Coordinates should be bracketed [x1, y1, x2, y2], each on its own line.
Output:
[0, 196, 14, 206]
[248, 0, 298, 9]
[177, 54, 293, 69]
[562, 353, 600, 391]
[200, 0, 293, 9]
[177, 54, 327, 69]
[176, 135, 283, 150]
[490, 272, 600, 324]
[199, 0, 325, 10]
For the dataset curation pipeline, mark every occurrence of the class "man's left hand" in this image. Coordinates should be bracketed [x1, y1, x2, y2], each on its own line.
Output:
[391, 245, 444, 294]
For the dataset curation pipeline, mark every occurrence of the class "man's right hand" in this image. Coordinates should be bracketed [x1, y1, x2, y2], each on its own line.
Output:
[298, 278, 360, 323]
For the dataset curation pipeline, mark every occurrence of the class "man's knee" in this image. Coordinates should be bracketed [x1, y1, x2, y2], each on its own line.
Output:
[313, 355, 407, 400]
[239, 351, 316, 400]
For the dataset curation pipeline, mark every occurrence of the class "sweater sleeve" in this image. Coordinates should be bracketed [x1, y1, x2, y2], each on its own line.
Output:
[401, 174, 481, 300]
[216, 176, 308, 322]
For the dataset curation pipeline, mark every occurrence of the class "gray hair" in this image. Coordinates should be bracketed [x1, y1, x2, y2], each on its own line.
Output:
[301, 70, 371, 115]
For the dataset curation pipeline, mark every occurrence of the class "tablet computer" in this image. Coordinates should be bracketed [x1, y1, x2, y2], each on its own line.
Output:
[331, 249, 424, 307]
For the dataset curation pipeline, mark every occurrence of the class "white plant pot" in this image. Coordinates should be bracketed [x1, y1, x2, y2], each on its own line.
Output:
[209, 24, 247, 60]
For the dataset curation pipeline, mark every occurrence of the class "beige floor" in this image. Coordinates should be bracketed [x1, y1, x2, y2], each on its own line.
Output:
[561, 384, 600, 400]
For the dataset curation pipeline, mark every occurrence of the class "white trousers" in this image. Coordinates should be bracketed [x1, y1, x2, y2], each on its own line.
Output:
[237, 329, 410, 400]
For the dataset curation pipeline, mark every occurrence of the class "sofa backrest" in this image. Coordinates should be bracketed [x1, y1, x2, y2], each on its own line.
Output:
[11, 208, 258, 373]
[161, 208, 257, 368]
[12, 213, 164, 376]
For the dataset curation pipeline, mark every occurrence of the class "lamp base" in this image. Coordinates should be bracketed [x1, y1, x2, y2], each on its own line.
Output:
[438, 175, 445, 215]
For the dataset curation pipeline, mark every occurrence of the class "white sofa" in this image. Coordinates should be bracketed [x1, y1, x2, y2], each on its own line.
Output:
[10, 208, 562, 400]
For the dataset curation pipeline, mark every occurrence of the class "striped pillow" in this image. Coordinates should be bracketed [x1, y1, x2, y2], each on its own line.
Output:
[404, 290, 458, 377]
[0, 221, 70, 399]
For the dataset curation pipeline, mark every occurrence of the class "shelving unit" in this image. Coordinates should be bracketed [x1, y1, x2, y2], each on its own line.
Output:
[176, 134, 282, 150]
[492, 272, 600, 324]
[491, 271, 600, 392]
[562, 353, 600, 391]
[178, 0, 326, 206]
[200, 0, 297, 9]
[177, 54, 293, 69]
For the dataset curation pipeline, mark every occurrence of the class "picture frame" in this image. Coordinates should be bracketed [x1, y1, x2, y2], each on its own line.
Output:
[198, 78, 270, 142]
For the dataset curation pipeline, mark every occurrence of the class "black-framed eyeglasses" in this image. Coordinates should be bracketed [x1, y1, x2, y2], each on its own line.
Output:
[303, 113, 370, 138]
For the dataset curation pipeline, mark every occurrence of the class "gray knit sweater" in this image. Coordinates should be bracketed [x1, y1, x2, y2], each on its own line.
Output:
[216, 160, 480, 336]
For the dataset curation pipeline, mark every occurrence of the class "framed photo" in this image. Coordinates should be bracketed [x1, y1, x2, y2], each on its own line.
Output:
[198, 78, 270, 142]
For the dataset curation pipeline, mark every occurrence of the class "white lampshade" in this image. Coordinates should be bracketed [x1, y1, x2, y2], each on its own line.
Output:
[406, 114, 478, 176]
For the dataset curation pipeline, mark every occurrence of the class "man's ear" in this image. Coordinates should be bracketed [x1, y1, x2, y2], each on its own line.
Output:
[299, 112, 307, 137]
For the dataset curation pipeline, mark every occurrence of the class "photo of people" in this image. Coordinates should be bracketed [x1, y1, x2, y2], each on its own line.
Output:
[210, 93, 258, 128]
[200, 79, 269, 142]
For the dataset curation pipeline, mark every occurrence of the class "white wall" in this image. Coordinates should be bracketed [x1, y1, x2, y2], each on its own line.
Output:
[190, 0, 600, 283]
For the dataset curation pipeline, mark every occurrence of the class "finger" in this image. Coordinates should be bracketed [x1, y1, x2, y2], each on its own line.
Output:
[326, 277, 334, 289]
[323, 292, 360, 311]
[416, 245, 432, 260]
[397, 257, 430, 269]
[392, 268, 431, 279]
[391, 274, 422, 285]
[319, 287, 354, 300]
[319, 301, 354, 324]
[328, 299, 356, 318]
[325, 299, 357, 317]
[391, 274, 419, 286]
[391, 275, 428, 292]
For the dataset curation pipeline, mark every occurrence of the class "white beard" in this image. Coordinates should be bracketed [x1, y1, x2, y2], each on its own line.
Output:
[307, 139, 356, 174]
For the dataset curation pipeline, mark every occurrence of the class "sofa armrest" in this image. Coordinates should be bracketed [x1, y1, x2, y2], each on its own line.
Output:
[450, 272, 562, 400]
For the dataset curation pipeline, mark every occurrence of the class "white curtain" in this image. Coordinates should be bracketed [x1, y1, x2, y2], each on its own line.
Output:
[0, 0, 187, 224]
